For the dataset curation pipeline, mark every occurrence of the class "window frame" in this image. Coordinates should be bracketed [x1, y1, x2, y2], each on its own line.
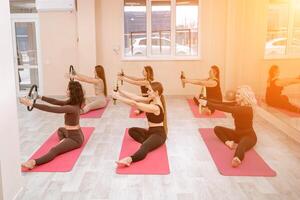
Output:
[121, 0, 202, 61]
[264, 0, 300, 59]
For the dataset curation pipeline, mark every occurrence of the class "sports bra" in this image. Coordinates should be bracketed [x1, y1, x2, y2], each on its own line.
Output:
[146, 104, 164, 123]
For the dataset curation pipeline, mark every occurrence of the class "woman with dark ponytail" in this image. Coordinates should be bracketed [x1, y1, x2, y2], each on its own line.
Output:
[19, 81, 86, 169]
[112, 82, 168, 167]
[118, 65, 154, 115]
[266, 65, 300, 113]
[182, 65, 223, 114]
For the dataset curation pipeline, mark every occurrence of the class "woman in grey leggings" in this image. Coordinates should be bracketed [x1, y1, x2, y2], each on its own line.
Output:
[20, 81, 85, 169]
[69, 65, 107, 114]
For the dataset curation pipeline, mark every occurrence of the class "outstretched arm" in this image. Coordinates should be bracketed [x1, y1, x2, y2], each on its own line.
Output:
[41, 96, 68, 106]
[183, 78, 217, 87]
[275, 78, 300, 87]
[118, 89, 150, 103]
[19, 97, 76, 114]
[120, 73, 145, 81]
[71, 73, 101, 84]
[200, 99, 239, 114]
[118, 75, 149, 86]
[112, 92, 159, 114]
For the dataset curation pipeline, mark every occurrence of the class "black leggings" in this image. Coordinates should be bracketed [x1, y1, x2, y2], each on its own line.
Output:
[35, 127, 84, 165]
[268, 95, 300, 113]
[214, 126, 257, 161]
[128, 127, 166, 162]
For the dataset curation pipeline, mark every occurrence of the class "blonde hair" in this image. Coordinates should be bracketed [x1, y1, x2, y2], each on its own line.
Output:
[237, 85, 257, 106]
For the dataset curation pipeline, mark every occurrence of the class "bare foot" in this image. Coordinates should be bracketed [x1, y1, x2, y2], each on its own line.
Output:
[225, 141, 238, 150]
[199, 107, 211, 115]
[231, 157, 242, 168]
[134, 110, 142, 115]
[116, 157, 132, 167]
[21, 159, 36, 170]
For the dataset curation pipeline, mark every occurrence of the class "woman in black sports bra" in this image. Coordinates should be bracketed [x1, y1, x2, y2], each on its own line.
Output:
[182, 65, 223, 114]
[112, 82, 167, 167]
[266, 65, 300, 113]
[118, 65, 154, 115]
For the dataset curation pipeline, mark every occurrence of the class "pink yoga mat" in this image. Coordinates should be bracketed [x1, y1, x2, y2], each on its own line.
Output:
[187, 99, 226, 118]
[129, 106, 146, 118]
[116, 129, 170, 175]
[199, 128, 276, 176]
[22, 127, 95, 172]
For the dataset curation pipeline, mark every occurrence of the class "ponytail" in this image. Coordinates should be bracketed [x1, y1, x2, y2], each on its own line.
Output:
[267, 65, 278, 86]
[160, 95, 168, 134]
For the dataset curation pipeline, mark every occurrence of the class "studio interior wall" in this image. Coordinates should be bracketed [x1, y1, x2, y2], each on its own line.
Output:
[0, 0, 23, 199]
[39, 0, 300, 97]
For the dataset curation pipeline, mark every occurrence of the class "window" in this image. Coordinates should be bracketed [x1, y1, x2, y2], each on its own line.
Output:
[123, 0, 200, 59]
[265, 0, 300, 58]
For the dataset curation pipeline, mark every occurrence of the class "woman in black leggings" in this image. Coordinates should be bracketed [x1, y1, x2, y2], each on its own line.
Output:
[266, 65, 300, 113]
[118, 65, 154, 115]
[182, 65, 223, 114]
[199, 85, 257, 167]
[19, 81, 85, 169]
[112, 81, 168, 167]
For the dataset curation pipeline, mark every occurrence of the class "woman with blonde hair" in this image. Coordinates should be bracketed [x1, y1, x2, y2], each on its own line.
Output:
[112, 81, 167, 167]
[69, 65, 108, 114]
[199, 85, 257, 167]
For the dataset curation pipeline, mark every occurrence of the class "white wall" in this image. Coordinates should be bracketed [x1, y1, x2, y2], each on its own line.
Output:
[38, 0, 300, 96]
[0, 1, 23, 199]
[77, 0, 97, 95]
[39, 11, 78, 96]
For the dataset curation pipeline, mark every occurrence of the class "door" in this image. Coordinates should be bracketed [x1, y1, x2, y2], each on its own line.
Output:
[11, 14, 42, 96]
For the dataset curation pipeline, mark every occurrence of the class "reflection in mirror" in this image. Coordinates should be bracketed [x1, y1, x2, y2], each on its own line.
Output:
[259, 64, 300, 132]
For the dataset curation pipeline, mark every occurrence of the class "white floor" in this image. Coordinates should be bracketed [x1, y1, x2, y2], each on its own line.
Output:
[16, 96, 300, 200]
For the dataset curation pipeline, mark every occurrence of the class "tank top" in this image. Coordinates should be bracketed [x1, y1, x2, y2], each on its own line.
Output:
[141, 85, 148, 96]
[206, 79, 222, 101]
[94, 78, 105, 96]
[146, 104, 164, 123]
[266, 79, 283, 104]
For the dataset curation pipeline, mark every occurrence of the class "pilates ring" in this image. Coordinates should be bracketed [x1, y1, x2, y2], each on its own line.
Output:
[120, 69, 124, 85]
[180, 71, 185, 88]
[27, 84, 38, 111]
[113, 82, 119, 105]
[69, 65, 76, 81]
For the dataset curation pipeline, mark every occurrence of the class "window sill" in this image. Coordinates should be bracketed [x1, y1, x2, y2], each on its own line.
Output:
[121, 56, 202, 61]
[264, 55, 300, 60]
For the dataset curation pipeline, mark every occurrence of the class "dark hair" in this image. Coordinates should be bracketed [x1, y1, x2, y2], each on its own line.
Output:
[95, 65, 107, 96]
[267, 65, 279, 84]
[67, 81, 85, 107]
[150, 82, 168, 134]
[144, 65, 154, 81]
[211, 65, 220, 80]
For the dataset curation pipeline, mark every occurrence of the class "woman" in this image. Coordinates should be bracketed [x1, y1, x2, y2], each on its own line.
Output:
[266, 65, 300, 113]
[182, 65, 223, 114]
[118, 65, 154, 115]
[69, 65, 107, 114]
[112, 82, 167, 167]
[199, 85, 257, 167]
[20, 81, 85, 169]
